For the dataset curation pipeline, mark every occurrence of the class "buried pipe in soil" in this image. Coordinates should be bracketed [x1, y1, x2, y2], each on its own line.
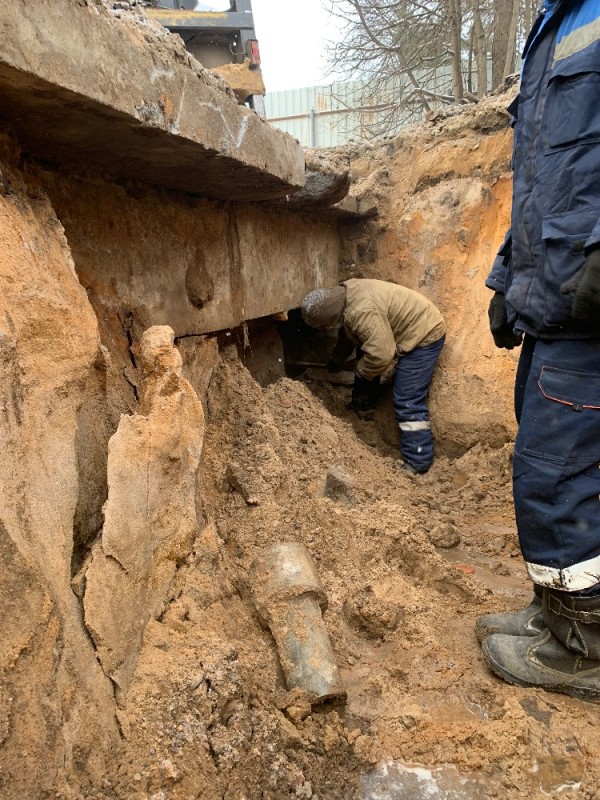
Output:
[252, 542, 346, 704]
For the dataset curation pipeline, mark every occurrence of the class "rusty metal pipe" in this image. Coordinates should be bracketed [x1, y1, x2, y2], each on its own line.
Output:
[252, 542, 346, 703]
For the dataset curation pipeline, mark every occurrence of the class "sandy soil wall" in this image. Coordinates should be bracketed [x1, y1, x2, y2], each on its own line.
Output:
[0, 137, 120, 797]
[0, 131, 341, 797]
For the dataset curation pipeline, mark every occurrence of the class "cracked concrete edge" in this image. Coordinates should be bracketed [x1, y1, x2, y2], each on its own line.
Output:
[0, 0, 305, 200]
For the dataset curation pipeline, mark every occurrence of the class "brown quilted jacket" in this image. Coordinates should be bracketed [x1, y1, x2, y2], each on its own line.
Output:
[341, 279, 445, 380]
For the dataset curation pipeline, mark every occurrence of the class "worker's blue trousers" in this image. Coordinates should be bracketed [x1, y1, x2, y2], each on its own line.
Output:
[392, 336, 445, 473]
[513, 336, 600, 592]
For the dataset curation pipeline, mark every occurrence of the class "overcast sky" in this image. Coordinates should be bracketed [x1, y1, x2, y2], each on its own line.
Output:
[251, 0, 340, 92]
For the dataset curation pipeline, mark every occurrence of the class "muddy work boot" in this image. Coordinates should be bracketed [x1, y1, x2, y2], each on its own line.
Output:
[482, 588, 600, 703]
[475, 587, 544, 642]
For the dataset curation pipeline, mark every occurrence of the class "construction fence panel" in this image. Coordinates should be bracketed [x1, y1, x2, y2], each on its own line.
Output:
[265, 67, 475, 148]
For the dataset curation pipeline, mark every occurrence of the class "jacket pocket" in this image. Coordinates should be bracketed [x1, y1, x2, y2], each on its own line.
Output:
[521, 366, 600, 466]
[544, 59, 600, 152]
[541, 208, 599, 326]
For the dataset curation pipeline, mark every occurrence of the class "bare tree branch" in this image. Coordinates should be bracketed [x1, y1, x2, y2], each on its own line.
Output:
[324, 0, 522, 139]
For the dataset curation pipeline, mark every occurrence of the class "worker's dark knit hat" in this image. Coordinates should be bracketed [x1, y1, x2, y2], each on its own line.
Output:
[301, 286, 346, 329]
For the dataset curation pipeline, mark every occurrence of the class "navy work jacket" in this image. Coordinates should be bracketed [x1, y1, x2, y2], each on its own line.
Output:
[487, 0, 600, 338]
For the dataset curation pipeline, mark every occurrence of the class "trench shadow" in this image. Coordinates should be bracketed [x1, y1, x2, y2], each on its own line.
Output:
[277, 309, 402, 461]
[317, 379, 403, 462]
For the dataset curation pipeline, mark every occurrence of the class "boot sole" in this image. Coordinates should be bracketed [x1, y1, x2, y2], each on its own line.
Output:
[482, 640, 600, 704]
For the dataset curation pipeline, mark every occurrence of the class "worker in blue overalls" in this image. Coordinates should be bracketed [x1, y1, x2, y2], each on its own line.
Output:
[477, 0, 600, 701]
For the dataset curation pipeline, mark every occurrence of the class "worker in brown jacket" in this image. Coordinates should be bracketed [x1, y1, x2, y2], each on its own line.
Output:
[301, 278, 446, 473]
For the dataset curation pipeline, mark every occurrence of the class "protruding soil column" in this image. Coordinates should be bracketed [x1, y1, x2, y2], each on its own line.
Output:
[252, 542, 346, 703]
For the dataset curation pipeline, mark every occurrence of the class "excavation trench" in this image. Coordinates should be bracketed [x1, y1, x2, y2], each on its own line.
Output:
[2, 12, 600, 792]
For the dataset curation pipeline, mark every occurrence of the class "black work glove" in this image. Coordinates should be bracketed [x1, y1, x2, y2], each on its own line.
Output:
[560, 246, 600, 320]
[348, 375, 380, 412]
[488, 292, 522, 349]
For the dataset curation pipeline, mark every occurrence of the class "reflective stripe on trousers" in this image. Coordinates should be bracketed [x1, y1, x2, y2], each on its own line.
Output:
[393, 336, 445, 472]
[398, 420, 432, 432]
[514, 336, 600, 590]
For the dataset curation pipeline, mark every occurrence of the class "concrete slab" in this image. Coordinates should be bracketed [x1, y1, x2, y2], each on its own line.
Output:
[0, 0, 304, 201]
[42, 170, 341, 337]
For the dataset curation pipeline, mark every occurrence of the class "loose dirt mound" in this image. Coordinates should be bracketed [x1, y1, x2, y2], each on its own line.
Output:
[114, 350, 600, 799]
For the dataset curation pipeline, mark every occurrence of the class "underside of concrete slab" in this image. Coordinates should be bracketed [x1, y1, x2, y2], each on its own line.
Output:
[0, 0, 305, 201]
